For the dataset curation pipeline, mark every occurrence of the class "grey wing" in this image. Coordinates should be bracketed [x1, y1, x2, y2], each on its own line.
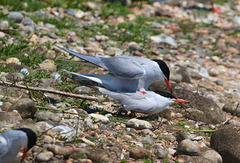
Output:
[0, 135, 9, 158]
[56, 45, 108, 69]
[100, 57, 146, 79]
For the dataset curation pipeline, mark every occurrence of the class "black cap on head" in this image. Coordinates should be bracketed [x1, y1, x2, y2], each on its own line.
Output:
[17, 128, 37, 151]
[153, 90, 176, 99]
[152, 59, 170, 80]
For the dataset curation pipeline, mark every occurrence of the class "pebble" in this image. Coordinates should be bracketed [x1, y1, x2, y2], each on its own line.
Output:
[95, 35, 109, 41]
[20, 68, 30, 75]
[191, 71, 202, 80]
[0, 111, 22, 125]
[128, 42, 142, 51]
[8, 12, 24, 23]
[51, 72, 62, 82]
[130, 146, 151, 159]
[177, 139, 200, 156]
[0, 32, 5, 38]
[201, 148, 222, 163]
[6, 57, 20, 64]
[43, 135, 54, 144]
[39, 60, 57, 72]
[73, 86, 92, 95]
[7, 98, 37, 119]
[89, 113, 109, 124]
[0, 20, 10, 29]
[151, 144, 168, 159]
[5, 72, 24, 81]
[83, 2, 97, 10]
[36, 111, 62, 123]
[36, 151, 54, 162]
[22, 18, 34, 26]
[200, 67, 209, 77]
[48, 144, 72, 156]
[126, 118, 152, 130]
[150, 34, 177, 47]
[208, 68, 219, 77]
[75, 10, 85, 18]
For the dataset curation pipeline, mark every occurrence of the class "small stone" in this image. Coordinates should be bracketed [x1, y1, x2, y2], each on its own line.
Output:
[208, 68, 219, 77]
[200, 67, 209, 77]
[126, 118, 152, 130]
[5, 72, 24, 81]
[150, 34, 177, 47]
[0, 111, 22, 125]
[89, 113, 109, 124]
[48, 144, 71, 156]
[22, 18, 34, 26]
[8, 12, 24, 23]
[215, 80, 223, 86]
[75, 10, 85, 18]
[51, 72, 61, 82]
[105, 47, 122, 56]
[66, 8, 75, 15]
[150, 144, 168, 159]
[177, 139, 200, 156]
[39, 60, 57, 72]
[95, 35, 109, 41]
[77, 159, 92, 163]
[73, 86, 92, 95]
[43, 135, 54, 144]
[191, 72, 202, 80]
[83, 2, 97, 10]
[128, 42, 142, 51]
[0, 20, 10, 29]
[36, 111, 62, 123]
[36, 151, 54, 162]
[1, 102, 12, 111]
[20, 68, 30, 75]
[222, 101, 240, 116]
[8, 98, 37, 119]
[0, 32, 5, 38]
[6, 57, 20, 64]
[201, 148, 222, 163]
[130, 146, 151, 159]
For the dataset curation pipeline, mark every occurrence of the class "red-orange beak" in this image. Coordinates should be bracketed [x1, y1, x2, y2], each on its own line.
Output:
[173, 99, 187, 103]
[164, 78, 172, 93]
[21, 148, 27, 163]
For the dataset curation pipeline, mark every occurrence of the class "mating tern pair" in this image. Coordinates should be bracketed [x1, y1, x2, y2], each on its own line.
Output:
[58, 46, 187, 115]
[0, 128, 37, 163]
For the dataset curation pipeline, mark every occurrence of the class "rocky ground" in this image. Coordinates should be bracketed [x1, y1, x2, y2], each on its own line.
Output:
[0, 0, 240, 162]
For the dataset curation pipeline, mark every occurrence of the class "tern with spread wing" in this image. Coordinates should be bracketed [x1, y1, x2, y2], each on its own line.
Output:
[57, 46, 172, 93]
[0, 128, 37, 163]
[97, 87, 187, 115]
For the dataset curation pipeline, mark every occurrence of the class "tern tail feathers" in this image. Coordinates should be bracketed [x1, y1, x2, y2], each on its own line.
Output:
[56, 45, 108, 69]
[62, 70, 104, 85]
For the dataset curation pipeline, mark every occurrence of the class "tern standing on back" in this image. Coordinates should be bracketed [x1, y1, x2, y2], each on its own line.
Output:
[57, 46, 172, 94]
[0, 128, 37, 163]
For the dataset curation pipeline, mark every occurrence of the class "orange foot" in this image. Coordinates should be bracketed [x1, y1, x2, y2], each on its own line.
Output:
[141, 91, 146, 94]
[212, 7, 221, 14]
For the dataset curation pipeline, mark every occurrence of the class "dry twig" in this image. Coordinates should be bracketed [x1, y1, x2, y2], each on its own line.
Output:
[0, 80, 101, 102]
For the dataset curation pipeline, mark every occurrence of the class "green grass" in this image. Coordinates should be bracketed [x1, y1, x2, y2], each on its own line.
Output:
[29, 15, 77, 30]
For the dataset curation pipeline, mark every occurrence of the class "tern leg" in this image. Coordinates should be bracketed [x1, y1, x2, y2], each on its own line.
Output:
[210, 0, 221, 14]
[130, 111, 136, 117]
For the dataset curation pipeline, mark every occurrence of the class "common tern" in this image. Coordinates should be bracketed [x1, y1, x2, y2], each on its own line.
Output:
[97, 87, 187, 115]
[57, 46, 172, 93]
[0, 128, 37, 163]
[151, 0, 221, 14]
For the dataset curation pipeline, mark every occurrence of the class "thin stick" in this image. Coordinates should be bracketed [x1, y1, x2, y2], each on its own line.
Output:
[0, 80, 101, 101]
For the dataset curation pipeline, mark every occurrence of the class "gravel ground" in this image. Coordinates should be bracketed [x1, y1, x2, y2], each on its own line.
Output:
[0, 0, 240, 162]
